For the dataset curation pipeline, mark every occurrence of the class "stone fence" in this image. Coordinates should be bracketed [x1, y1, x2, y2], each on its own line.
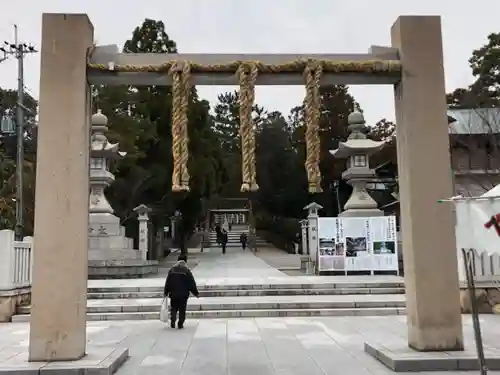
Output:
[461, 249, 500, 284]
[458, 249, 500, 314]
[0, 229, 33, 321]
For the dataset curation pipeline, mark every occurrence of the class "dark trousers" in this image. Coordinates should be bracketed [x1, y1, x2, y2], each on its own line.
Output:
[242, 242, 246, 250]
[222, 243, 226, 254]
[170, 297, 188, 325]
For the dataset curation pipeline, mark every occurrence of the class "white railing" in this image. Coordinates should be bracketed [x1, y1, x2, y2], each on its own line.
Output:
[0, 229, 33, 292]
[459, 248, 500, 284]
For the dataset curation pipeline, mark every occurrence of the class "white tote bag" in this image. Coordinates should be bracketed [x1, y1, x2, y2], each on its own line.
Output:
[159, 298, 169, 322]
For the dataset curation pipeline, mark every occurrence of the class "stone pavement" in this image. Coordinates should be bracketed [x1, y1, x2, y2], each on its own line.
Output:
[254, 246, 302, 272]
[87, 246, 402, 290]
[2, 316, 500, 374]
[192, 246, 286, 279]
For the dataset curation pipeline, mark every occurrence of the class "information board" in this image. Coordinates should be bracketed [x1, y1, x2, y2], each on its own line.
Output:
[317, 216, 398, 274]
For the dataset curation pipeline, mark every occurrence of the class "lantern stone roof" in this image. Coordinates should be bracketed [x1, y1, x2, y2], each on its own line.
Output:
[91, 139, 120, 153]
[330, 138, 387, 158]
[303, 202, 323, 211]
[133, 204, 152, 214]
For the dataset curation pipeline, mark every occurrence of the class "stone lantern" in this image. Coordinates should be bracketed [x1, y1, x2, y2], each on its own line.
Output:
[89, 109, 126, 215]
[329, 108, 387, 217]
[87, 110, 158, 278]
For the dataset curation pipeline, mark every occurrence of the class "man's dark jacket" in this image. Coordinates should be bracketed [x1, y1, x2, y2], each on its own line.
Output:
[164, 260, 199, 299]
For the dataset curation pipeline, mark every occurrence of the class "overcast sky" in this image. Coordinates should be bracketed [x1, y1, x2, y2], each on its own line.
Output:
[0, 0, 497, 124]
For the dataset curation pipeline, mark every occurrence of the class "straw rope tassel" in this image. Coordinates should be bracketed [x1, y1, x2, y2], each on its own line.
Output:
[86, 55, 402, 195]
[169, 63, 183, 192]
[247, 63, 259, 192]
[237, 64, 252, 192]
[312, 64, 323, 191]
[303, 63, 323, 193]
[179, 61, 191, 192]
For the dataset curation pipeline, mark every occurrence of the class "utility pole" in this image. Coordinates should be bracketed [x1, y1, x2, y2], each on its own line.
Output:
[0, 25, 37, 240]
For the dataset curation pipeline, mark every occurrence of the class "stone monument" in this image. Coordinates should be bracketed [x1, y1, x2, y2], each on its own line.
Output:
[133, 204, 152, 261]
[330, 108, 387, 217]
[88, 110, 158, 278]
[304, 202, 322, 272]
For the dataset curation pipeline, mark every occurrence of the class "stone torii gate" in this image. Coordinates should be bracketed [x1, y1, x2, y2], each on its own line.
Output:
[30, 13, 462, 362]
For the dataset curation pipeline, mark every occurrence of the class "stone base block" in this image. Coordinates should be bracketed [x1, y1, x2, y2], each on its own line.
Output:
[88, 260, 159, 279]
[89, 213, 124, 237]
[89, 236, 134, 252]
[338, 208, 385, 217]
[0, 346, 128, 374]
[88, 248, 141, 261]
[365, 341, 500, 372]
[460, 287, 500, 314]
[0, 289, 30, 322]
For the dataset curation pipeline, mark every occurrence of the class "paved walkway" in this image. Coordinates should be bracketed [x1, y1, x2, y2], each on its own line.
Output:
[2, 316, 500, 374]
[3, 246, 491, 373]
[192, 247, 286, 279]
[254, 246, 302, 271]
[87, 248, 402, 289]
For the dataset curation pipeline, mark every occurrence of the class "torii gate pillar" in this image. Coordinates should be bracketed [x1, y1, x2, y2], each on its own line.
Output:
[29, 14, 93, 361]
[391, 16, 463, 351]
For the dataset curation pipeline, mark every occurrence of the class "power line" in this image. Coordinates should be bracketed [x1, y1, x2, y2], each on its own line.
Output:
[0, 24, 37, 240]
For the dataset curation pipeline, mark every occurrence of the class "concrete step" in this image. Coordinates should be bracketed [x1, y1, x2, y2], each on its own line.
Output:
[12, 307, 405, 322]
[16, 295, 405, 315]
[87, 287, 405, 299]
[86, 281, 404, 294]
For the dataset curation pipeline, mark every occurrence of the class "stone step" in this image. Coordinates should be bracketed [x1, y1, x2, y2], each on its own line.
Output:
[212, 243, 248, 247]
[12, 307, 405, 322]
[87, 287, 405, 299]
[86, 281, 404, 293]
[16, 295, 405, 315]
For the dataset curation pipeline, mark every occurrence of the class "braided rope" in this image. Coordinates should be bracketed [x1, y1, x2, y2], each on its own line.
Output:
[312, 64, 323, 192]
[237, 63, 252, 192]
[303, 63, 323, 193]
[179, 61, 191, 192]
[247, 64, 259, 192]
[87, 58, 402, 75]
[86, 56, 402, 194]
[237, 62, 259, 192]
[169, 62, 184, 192]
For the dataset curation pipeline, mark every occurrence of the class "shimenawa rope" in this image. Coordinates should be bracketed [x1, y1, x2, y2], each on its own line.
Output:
[237, 62, 259, 192]
[87, 55, 401, 194]
[179, 61, 191, 191]
[168, 61, 191, 192]
[303, 63, 323, 193]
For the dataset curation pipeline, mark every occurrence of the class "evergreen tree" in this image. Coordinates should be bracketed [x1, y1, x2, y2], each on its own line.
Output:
[94, 19, 225, 250]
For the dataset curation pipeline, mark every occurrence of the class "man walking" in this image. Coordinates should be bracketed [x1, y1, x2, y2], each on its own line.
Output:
[164, 254, 199, 329]
[240, 232, 248, 250]
[221, 229, 228, 254]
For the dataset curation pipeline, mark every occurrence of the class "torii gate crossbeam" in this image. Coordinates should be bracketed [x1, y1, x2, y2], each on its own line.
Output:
[87, 47, 401, 86]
